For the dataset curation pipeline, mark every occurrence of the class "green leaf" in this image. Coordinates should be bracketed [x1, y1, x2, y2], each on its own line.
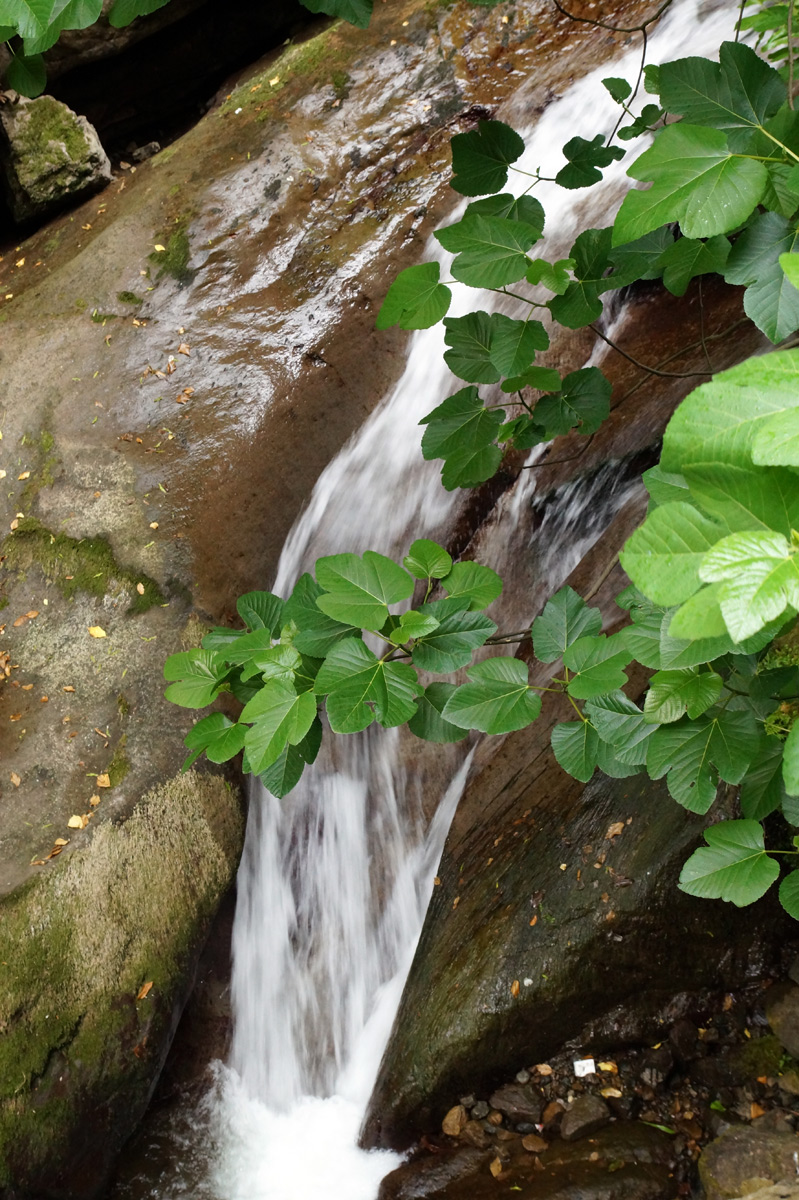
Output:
[643, 466, 691, 508]
[667, 584, 728, 641]
[534, 367, 611, 437]
[780, 249, 799, 289]
[556, 134, 624, 189]
[699, 529, 799, 641]
[501, 365, 562, 394]
[658, 235, 731, 297]
[594, 736, 642, 779]
[585, 690, 656, 765]
[298, 0, 373, 24]
[525, 258, 573, 295]
[603, 76, 632, 103]
[314, 550, 414, 631]
[724, 212, 799, 343]
[389, 610, 441, 645]
[408, 682, 469, 743]
[184, 713, 247, 765]
[752, 407, 799, 467]
[411, 598, 496, 673]
[740, 738, 787, 820]
[564, 634, 631, 699]
[684, 462, 799, 538]
[551, 721, 600, 782]
[532, 585, 602, 663]
[612, 124, 768, 245]
[442, 656, 542, 733]
[762, 163, 799, 218]
[607, 226, 673, 285]
[442, 312, 548, 384]
[376, 262, 451, 331]
[237, 590, 284, 634]
[283, 573, 359, 657]
[242, 683, 317, 774]
[314, 638, 419, 732]
[780, 870, 799, 919]
[464, 193, 545, 233]
[643, 668, 723, 724]
[22, 0, 100, 51]
[620, 501, 725, 606]
[403, 538, 452, 580]
[784, 721, 799, 795]
[647, 710, 760, 812]
[436, 215, 540, 288]
[240, 643, 301, 683]
[617, 104, 663, 142]
[258, 744, 306, 798]
[5, 51, 45, 95]
[163, 649, 227, 708]
[202, 626, 245, 651]
[108, 0, 171, 26]
[549, 227, 613, 329]
[0, 0, 62, 40]
[679, 819, 780, 905]
[442, 560, 502, 609]
[420, 386, 505, 490]
[220, 628, 274, 666]
[450, 120, 525, 196]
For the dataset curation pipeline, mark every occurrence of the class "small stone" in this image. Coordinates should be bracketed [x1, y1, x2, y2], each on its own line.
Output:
[496, 1129, 519, 1142]
[471, 1101, 489, 1120]
[542, 1099, 567, 1129]
[486, 1109, 504, 1126]
[459, 1094, 476, 1108]
[670, 1017, 700, 1064]
[488, 1083, 542, 1125]
[522, 1133, 548, 1153]
[442, 1104, 468, 1137]
[778, 1069, 799, 1097]
[753, 1111, 795, 1136]
[515, 1122, 536, 1134]
[700, 1129, 799, 1200]
[515, 1069, 530, 1084]
[460, 1119, 491, 1149]
[766, 983, 799, 1059]
[560, 1094, 611, 1142]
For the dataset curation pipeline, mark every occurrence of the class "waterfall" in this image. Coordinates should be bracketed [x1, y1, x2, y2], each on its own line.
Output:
[115, 3, 737, 1195]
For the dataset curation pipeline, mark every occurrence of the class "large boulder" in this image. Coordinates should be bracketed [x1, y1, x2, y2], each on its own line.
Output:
[700, 1129, 799, 1200]
[0, 94, 111, 221]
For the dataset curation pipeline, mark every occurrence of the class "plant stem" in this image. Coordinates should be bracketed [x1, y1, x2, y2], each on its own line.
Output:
[589, 324, 713, 378]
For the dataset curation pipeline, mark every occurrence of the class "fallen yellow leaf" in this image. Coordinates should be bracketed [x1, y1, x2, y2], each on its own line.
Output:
[17, 471, 30, 480]
[96, 773, 111, 788]
[600, 1087, 623, 1098]
[606, 821, 625, 839]
[53, 838, 69, 847]
[67, 814, 87, 829]
[136, 582, 145, 595]
[88, 626, 107, 638]
[149, 521, 159, 530]
[154, 244, 166, 252]
[137, 981, 153, 1000]
[89, 794, 101, 807]
[177, 342, 190, 355]
[9, 773, 20, 787]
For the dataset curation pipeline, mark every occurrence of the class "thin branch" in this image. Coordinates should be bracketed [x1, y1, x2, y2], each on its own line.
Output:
[697, 277, 714, 375]
[521, 433, 596, 471]
[790, 0, 796, 110]
[589, 323, 713, 378]
[616, 317, 751, 404]
[551, 0, 673, 36]
[734, 0, 746, 42]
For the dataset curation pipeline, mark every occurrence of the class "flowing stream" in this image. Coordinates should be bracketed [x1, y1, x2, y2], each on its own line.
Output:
[115, 4, 736, 1195]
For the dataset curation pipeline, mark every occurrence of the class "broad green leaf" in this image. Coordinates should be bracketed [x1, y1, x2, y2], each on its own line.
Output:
[436, 215, 540, 288]
[724, 212, 799, 343]
[525, 258, 573, 295]
[202, 626, 245, 651]
[752, 407, 799, 466]
[780, 870, 799, 919]
[108, 0, 171, 26]
[22, 0, 100, 51]
[616, 607, 663, 670]
[389, 610, 440, 645]
[684, 462, 799, 538]
[666, 600, 791, 663]
[442, 560, 502, 609]
[411, 599, 496, 673]
[699, 529, 799, 641]
[643, 466, 691, 508]
[0, 0, 63, 40]
[237, 590, 284, 634]
[740, 737, 787, 819]
[298, 0, 373, 25]
[585, 690, 655, 765]
[556, 134, 624, 189]
[603, 76, 632, 103]
[659, 41, 785, 147]
[564, 633, 632, 699]
[534, 367, 611, 437]
[5, 50, 45, 95]
[163, 648, 227, 708]
[647, 710, 760, 812]
[667, 583, 728, 641]
[490, 314, 549, 376]
[403, 538, 452, 580]
[314, 638, 419, 732]
[643, 667, 722, 724]
[617, 103, 664, 142]
[612, 124, 768, 245]
[315, 550, 414, 630]
[450, 120, 526, 196]
[465, 193, 545, 233]
[784, 721, 799, 795]
[762, 163, 799, 218]
[620, 501, 725, 606]
[442, 312, 548, 384]
[679, 819, 780, 905]
[376, 262, 451, 330]
[442, 656, 541, 733]
[240, 643, 301, 683]
[222, 628, 275, 666]
[0, 25, 17, 37]
[532, 586, 602, 663]
[242, 683, 317, 774]
[781, 249, 799, 289]
[551, 721, 600, 782]
[283, 572, 359, 656]
[502, 365, 562, 394]
[658, 235, 731, 297]
[549, 227, 613, 329]
[184, 713, 246, 765]
[420, 386, 505, 490]
[408, 682, 469, 743]
[607, 227, 673, 285]
[595, 736, 642, 779]
[259, 744, 305, 798]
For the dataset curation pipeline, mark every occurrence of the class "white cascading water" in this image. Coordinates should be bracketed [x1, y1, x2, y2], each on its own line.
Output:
[128, 4, 737, 1196]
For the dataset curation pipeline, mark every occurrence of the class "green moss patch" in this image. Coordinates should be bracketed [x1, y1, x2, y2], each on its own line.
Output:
[117, 291, 143, 306]
[2, 518, 164, 614]
[149, 220, 194, 285]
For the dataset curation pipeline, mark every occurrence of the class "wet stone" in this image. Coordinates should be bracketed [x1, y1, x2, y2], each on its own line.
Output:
[522, 1133, 549, 1153]
[669, 1018, 700, 1064]
[488, 1083, 542, 1125]
[471, 1101, 489, 1120]
[699, 1128, 799, 1200]
[442, 1105, 468, 1137]
[766, 984, 799, 1060]
[753, 1111, 796, 1136]
[377, 1145, 490, 1200]
[461, 1120, 491, 1150]
[515, 1069, 531, 1084]
[459, 1094, 476, 1109]
[560, 1094, 611, 1142]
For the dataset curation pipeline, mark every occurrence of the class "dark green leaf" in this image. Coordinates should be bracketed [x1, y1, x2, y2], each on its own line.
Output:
[564, 633, 632, 699]
[585, 690, 655, 765]
[532, 585, 602, 663]
[549, 227, 613, 329]
[408, 682, 469, 743]
[436, 215, 540, 288]
[740, 737, 787, 819]
[465, 193, 545, 233]
[780, 870, 799, 919]
[314, 637, 419, 732]
[525, 257, 573, 294]
[420, 386, 505, 490]
[376, 262, 452, 330]
[297, 0, 373, 26]
[603, 76, 632, 102]
[284, 573, 359, 657]
[442, 656, 542, 733]
[607, 226, 673, 285]
[556, 134, 624, 189]
[647, 710, 760, 812]
[5, 51, 45, 95]
[184, 712, 247, 764]
[259, 744, 306, 798]
[534, 367, 610, 437]
[411, 598, 496, 673]
[658, 235, 731, 297]
[442, 312, 548, 384]
[241, 683, 317, 773]
[108, 0, 171, 26]
[450, 120, 525, 196]
[642, 667, 723, 724]
[237, 590, 284, 634]
[679, 818, 779, 905]
[724, 211, 799, 343]
[22, 0, 101, 52]
[501, 364, 562, 394]
[551, 721, 600, 782]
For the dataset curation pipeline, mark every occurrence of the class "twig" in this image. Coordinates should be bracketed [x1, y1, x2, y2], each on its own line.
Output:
[589, 324, 713, 378]
[697, 277, 714, 374]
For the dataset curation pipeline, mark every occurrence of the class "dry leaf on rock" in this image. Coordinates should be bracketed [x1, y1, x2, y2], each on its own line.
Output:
[67, 814, 88, 829]
[606, 822, 625, 839]
[96, 773, 110, 788]
[136, 582, 145, 595]
[89, 794, 101, 807]
[177, 342, 190, 355]
[9, 772, 20, 786]
[137, 981, 153, 1000]
[13, 610, 39, 627]
[88, 626, 107, 638]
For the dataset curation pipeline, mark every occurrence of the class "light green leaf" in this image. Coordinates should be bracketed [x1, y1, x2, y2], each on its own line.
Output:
[314, 637, 419, 732]
[620, 501, 725, 607]
[5, 50, 45, 95]
[643, 667, 722, 724]
[585, 690, 655, 765]
[667, 583, 728, 641]
[376, 262, 452, 330]
[408, 682, 469, 743]
[658, 235, 730, 297]
[724, 211, 799, 343]
[163, 648, 227, 708]
[22, 0, 100, 52]
[240, 643, 302, 683]
[237, 590, 284, 634]
[643, 466, 691, 508]
[403, 538, 452, 580]
[184, 713, 246, 765]
[283, 572, 359, 656]
[389, 610, 441, 645]
[699, 529, 799, 641]
[442, 656, 541, 733]
[781, 250, 799, 289]
[411, 598, 496, 673]
[780, 870, 799, 919]
[679, 819, 779, 905]
[442, 560, 502, 610]
[684, 463, 799, 538]
[0, 0, 62, 40]
[784, 721, 799, 795]
[242, 683, 318, 774]
[108, 0, 171, 26]
[752, 404, 799, 467]
[298, 0, 373, 26]
[551, 721, 600, 782]
[222, 628, 275, 666]
[436, 215, 540, 288]
[612, 124, 768, 245]
[564, 634, 632, 699]
[450, 120, 526, 196]
[532, 586, 602, 663]
[420, 386, 505, 490]
[534, 367, 611, 437]
[315, 550, 414, 631]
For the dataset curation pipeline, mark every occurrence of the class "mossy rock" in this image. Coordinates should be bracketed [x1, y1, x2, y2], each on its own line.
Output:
[0, 770, 243, 1199]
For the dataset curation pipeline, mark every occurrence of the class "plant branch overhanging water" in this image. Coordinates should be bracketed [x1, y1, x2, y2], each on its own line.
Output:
[162, 0, 799, 919]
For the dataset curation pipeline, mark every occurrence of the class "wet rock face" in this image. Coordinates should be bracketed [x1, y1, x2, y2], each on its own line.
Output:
[699, 1129, 799, 1200]
[0, 95, 111, 222]
[765, 984, 799, 1060]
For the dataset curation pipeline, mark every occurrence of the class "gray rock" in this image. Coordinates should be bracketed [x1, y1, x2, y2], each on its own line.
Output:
[560, 1094, 611, 1142]
[0, 94, 111, 222]
[378, 1146, 490, 1200]
[700, 1128, 799, 1200]
[471, 1101, 489, 1120]
[753, 1111, 796, 1136]
[767, 984, 799, 1059]
[515, 1069, 531, 1084]
[488, 1083, 542, 1125]
[731, 1186, 799, 1200]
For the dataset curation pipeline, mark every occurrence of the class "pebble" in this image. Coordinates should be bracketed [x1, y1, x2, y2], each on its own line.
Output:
[488, 1083, 542, 1124]
[459, 1094, 476, 1108]
[471, 1100, 489, 1120]
[487, 1109, 504, 1126]
[522, 1133, 549, 1153]
[441, 1104, 468, 1136]
[515, 1069, 530, 1084]
[460, 1119, 491, 1149]
[560, 1094, 611, 1142]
